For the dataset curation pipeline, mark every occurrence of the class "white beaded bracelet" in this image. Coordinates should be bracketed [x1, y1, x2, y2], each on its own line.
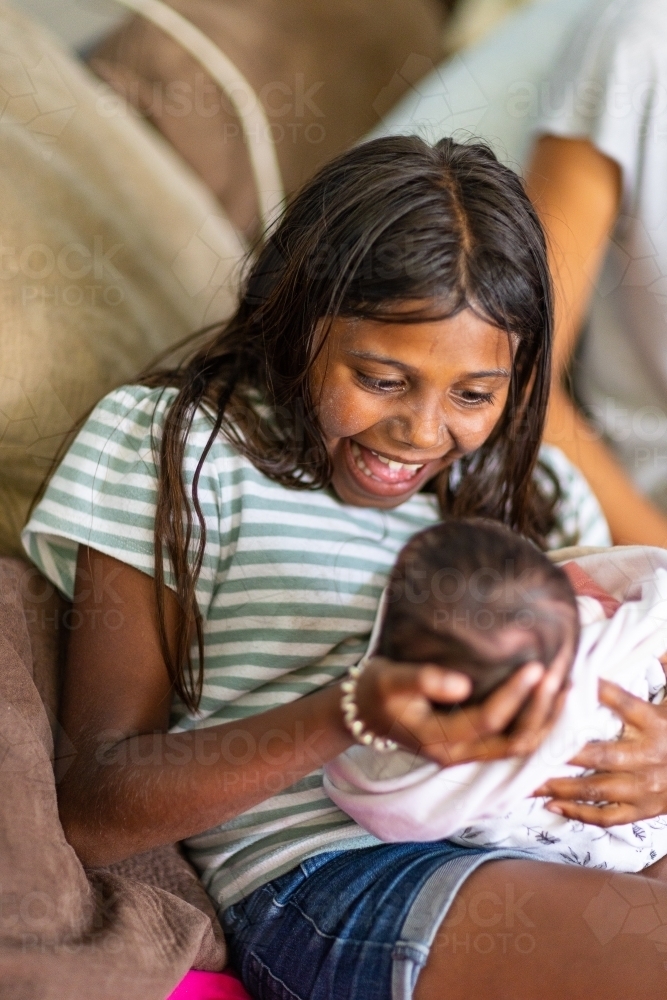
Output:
[340, 660, 399, 753]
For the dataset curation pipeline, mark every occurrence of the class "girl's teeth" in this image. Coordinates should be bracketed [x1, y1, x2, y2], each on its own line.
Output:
[352, 442, 425, 478]
[350, 442, 374, 476]
[370, 450, 424, 473]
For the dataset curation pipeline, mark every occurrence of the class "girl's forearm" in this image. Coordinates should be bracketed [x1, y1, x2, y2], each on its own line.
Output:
[58, 683, 351, 866]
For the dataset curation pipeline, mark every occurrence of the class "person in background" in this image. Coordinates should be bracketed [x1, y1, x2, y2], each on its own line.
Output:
[525, 0, 667, 546]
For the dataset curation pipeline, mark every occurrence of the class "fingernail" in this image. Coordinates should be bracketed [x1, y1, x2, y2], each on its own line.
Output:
[542, 671, 561, 694]
[523, 663, 544, 685]
[431, 669, 471, 699]
[446, 677, 473, 698]
[546, 803, 563, 815]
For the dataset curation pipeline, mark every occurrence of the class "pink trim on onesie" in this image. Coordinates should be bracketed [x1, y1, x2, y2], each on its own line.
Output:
[561, 562, 621, 619]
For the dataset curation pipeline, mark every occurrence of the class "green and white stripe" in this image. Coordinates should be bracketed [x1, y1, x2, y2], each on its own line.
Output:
[22, 384, 610, 909]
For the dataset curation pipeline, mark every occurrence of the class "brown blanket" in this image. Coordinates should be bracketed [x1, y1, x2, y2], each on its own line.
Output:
[0, 558, 226, 999]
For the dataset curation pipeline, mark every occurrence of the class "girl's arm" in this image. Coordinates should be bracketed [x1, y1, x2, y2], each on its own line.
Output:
[57, 548, 555, 866]
[526, 135, 667, 546]
[58, 547, 351, 865]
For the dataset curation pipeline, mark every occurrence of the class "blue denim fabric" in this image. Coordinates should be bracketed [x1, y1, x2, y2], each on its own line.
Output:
[222, 841, 524, 1000]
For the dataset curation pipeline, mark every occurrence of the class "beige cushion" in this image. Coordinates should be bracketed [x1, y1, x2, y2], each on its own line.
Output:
[0, 1, 246, 557]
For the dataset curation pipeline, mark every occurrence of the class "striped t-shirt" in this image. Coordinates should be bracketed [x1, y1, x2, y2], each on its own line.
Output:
[22, 385, 610, 909]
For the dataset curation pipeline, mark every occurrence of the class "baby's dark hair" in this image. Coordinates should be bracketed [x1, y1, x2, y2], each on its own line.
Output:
[378, 519, 579, 704]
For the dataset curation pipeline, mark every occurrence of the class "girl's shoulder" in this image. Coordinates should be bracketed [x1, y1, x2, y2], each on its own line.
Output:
[21, 384, 275, 601]
[86, 383, 260, 479]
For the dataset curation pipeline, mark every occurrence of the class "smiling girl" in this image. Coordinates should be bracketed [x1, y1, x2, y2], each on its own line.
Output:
[23, 136, 661, 1000]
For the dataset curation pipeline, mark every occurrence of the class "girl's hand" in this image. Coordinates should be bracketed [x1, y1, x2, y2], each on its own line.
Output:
[353, 653, 568, 767]
[535, 679, 667, 826]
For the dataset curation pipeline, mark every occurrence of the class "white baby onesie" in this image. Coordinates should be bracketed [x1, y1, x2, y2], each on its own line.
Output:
[324, 551, 667, 872]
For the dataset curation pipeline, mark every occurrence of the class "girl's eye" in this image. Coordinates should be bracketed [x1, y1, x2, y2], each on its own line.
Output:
[455, 389, 496, 407]
[356, 372, 407, 393]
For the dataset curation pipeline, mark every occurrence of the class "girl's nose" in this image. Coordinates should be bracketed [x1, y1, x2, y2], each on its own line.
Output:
[391, 399, 451, 453]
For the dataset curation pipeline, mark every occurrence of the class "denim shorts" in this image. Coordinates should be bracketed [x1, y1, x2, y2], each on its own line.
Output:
[222, 841, 530, 1000]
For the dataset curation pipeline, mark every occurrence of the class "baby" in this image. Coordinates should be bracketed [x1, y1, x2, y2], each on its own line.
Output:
[324, 521, 667, 872]
[377, 519, 581, 707]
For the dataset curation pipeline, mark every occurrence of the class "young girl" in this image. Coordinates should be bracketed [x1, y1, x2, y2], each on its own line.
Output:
[21, 137, 667, 1000]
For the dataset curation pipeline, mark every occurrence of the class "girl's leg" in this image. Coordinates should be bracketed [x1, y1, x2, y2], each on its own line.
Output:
[416, 859, 667, 1000]
[645, 854, 667, 881]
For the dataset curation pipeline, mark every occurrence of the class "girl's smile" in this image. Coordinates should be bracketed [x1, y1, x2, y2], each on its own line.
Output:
[343, 438, 441, 499]
[311, 307, 514, 508]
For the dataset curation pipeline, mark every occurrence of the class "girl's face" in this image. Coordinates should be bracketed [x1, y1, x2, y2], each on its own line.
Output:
[310, 307, 514, 508]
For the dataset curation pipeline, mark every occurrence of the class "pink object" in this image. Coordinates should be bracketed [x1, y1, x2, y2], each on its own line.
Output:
[167, 970, 251, 1000]
[562, 561, 621, 618]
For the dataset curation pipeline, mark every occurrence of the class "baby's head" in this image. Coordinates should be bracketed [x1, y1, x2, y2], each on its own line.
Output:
[378, 519, 580, 704]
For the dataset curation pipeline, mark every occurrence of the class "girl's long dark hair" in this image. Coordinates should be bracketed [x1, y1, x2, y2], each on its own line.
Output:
[140, 136, 556, 712]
